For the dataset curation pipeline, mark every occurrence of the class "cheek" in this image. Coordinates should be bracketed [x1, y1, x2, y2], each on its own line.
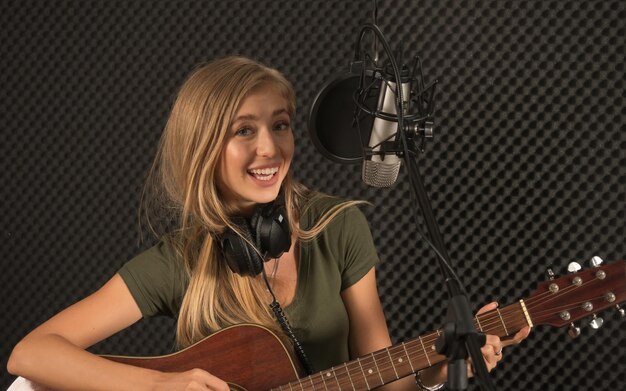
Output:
[217, 145, 241, 190]
[221, 143, 249, 174]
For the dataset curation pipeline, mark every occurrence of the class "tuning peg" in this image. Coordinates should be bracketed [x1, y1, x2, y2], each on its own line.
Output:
[588, 314, 604, 329]
[546, 267, 556, 280]
[590, 256, 604, 267]
[567, 262, 582, 273]
[567, 323, 581, 338]
[616, 304, 625, 318]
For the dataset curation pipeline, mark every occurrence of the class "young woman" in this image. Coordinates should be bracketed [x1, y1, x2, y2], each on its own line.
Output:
[8, 56, 529, 390]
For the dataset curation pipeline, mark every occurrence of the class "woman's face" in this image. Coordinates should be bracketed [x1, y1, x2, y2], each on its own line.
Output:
[217, 85, 294, 214]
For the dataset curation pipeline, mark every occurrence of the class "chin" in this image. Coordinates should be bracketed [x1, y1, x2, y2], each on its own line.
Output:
[254, 189, 281, 204]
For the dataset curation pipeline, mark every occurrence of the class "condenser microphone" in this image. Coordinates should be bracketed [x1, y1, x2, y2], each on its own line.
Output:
[308, 24, 436, 188]
[362, 70, 411, 187]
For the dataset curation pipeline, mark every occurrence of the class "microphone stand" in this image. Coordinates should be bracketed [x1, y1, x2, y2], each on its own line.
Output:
[407, 157, 492, 391]
[354, 23, 496, 391]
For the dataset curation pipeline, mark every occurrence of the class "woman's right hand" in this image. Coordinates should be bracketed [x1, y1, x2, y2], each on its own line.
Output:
[154, 369, 230, 391]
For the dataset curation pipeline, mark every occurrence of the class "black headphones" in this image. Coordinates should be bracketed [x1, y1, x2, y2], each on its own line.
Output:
[220, 196, 292, 277]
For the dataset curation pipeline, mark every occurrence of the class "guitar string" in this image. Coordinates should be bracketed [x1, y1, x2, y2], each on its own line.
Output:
[523, 271, 617, 310]
[291, 305, 560, 390]
[478, 272, 615, 328]
[522, 276, 616, 319]
[277, 270, 622, 391]
[282, 318, 518, 391]
[277, 270, 619, 390]
[347, 269, 618, 390]
[384, 281, 616, 387]
[387, 272, 617, 373]
[292, 304, 544, 390]
[282, 324, 492, 391]
[282, 309, 532, 390]
[283, 320, 530, 391]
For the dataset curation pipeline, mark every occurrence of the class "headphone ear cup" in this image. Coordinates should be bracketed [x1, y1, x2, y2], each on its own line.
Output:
[254, 202, 292, 259]
[249, 206, 263, 249]
[221, 217, 264, 277]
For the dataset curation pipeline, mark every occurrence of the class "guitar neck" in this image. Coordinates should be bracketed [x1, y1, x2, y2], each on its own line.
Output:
[275, 301, 530, 391]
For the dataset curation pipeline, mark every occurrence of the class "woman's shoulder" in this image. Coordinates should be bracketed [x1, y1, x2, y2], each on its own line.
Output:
[119, 235, 190, 290]
[117, 236, 188, 317]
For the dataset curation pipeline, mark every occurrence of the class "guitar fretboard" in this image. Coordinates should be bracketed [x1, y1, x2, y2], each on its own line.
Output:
[272, 301, 531, 391]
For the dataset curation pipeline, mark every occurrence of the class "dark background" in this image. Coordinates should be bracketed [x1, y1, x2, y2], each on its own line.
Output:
[1, 0, 624, 389]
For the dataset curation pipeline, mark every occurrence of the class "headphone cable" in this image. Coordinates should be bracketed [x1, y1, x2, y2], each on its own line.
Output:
[261, 260, 314, 375]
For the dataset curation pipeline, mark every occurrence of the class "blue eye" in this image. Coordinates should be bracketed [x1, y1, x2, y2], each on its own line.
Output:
[275, 121, 290, 131]
[235, 127, 254, 136]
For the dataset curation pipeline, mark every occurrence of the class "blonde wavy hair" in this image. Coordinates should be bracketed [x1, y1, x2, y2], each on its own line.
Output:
[142, 56, 363, 348]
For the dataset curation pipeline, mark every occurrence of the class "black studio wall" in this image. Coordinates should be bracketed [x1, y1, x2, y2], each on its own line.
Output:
[1, 1, 624, 389]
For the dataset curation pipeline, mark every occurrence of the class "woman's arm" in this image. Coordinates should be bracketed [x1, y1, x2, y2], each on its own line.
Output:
[7, 274, 229, 391]
[341, 267, 530, 391]
[341, 267, 421, 391]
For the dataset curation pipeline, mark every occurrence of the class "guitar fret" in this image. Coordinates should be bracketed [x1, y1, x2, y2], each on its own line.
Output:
[371, 352, 385, 385]
[331, 367, 342, 390]
[361, 354, 381, 388]
[309, 374, 316, 391]
[386, 348, 399, 379]
[344, 362, 356, 390]
[356, 357, 371, 389]
[392, 344, 412, 375]
[496, 308, 509, 335]
[475, 314, 484, 331]
[418, 336, 431, 366]
[319, 370, 329, 391]
[401, 341, 416, 373]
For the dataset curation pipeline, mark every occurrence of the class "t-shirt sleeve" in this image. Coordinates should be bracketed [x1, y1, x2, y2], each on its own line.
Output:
[117, 240, 187, 318]
[336, 206, 380, 290]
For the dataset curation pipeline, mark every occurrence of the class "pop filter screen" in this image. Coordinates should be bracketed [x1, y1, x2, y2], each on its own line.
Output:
[307, 73, 375, 164]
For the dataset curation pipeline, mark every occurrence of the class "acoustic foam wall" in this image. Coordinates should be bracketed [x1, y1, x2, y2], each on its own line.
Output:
[1, 1, 624, 389]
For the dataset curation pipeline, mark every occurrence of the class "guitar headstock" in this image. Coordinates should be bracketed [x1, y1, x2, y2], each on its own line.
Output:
[526, 259, 626, 329]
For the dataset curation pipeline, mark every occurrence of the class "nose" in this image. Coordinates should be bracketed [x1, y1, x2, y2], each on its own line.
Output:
[255, 128, 278, 157]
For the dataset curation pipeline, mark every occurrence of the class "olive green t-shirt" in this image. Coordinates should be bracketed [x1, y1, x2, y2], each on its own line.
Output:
[118, 197, 380, 372]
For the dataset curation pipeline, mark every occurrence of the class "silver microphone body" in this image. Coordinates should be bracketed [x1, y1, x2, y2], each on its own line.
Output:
[362, 77, 410, 187]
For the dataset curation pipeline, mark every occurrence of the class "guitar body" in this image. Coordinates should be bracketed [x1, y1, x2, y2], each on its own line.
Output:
[11, 324, 302, 391]
[109, 324, 302, 391]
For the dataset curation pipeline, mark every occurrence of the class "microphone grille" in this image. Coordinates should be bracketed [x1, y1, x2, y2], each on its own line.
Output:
[362, 160, 401, 188]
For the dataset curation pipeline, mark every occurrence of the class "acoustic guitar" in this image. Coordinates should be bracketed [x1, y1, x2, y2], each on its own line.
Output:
[10, 259, 625, 391]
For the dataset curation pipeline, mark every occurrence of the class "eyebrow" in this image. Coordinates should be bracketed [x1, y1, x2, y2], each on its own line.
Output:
[232, 108, 289, 123]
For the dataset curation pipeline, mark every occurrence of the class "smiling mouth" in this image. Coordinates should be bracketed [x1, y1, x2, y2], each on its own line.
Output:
[248, 167, 279, 181]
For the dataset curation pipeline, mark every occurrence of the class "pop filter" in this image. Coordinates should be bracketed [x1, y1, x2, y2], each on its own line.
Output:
[307, 72, 375, 164]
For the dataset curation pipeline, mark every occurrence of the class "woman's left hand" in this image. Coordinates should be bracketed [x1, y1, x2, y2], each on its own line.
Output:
[468, 301, 531, 376]
[418, 301, 532, 387]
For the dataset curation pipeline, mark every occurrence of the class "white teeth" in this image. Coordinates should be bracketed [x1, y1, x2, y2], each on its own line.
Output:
[249, 167, 278, 175]
[253, 174, 273, 181]
[248, 167, 278, 181]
